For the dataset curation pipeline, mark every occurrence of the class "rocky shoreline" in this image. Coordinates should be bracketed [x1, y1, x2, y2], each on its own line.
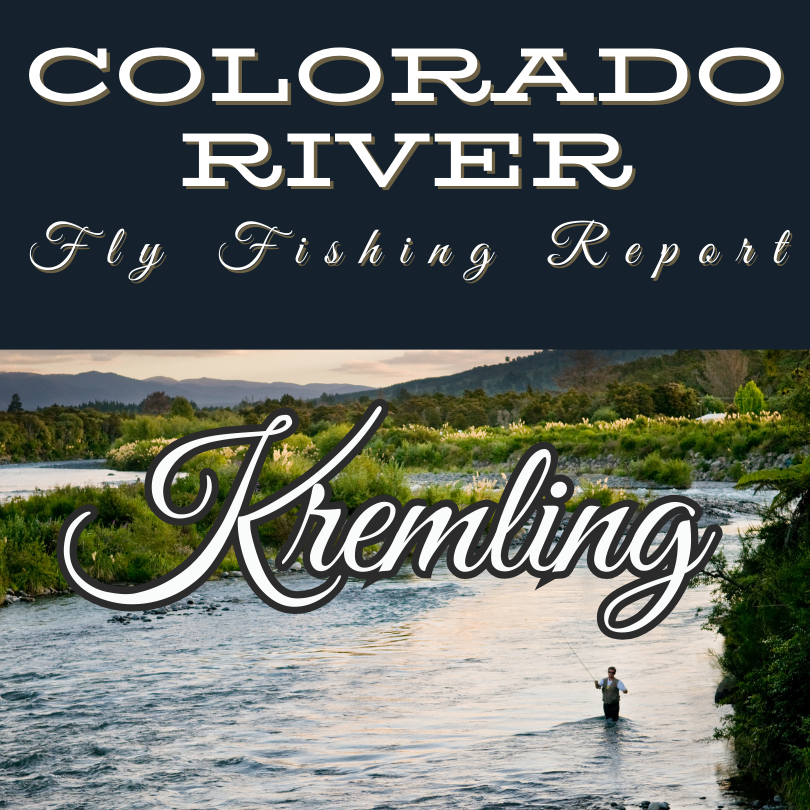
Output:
[540, 447, 808, 484]
[3, 586, 71, 605]
[407, 471, 769, 526]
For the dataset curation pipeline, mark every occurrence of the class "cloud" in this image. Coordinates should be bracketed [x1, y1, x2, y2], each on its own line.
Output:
[0, 350, 262, 369]
[0, 349, 543, 387]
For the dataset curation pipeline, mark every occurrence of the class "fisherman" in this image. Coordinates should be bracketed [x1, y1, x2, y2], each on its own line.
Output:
[595, 667, 628, 721]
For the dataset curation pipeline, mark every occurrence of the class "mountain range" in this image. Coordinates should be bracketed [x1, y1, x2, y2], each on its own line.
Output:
[0, 350, 677, 410]
[372, 349, 676, 398]
[0, 372, 373, 410]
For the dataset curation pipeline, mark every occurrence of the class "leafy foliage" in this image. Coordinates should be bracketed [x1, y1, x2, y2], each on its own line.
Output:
[630, 451, 692, 488]
[735, 381, 767, 415]
[170, 396, 195, 419]
[696, 363, 810, 807]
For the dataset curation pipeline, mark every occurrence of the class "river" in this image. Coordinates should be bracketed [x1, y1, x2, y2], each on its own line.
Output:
[0, 459, 146, 503]
[0, 463, 773, 810]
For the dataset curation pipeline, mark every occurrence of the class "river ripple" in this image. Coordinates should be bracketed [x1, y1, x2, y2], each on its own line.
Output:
[0, 464, 762, 809]
[2, 556, 743, 809]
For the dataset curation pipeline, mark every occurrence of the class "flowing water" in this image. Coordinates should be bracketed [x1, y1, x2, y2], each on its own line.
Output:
[0, 460, 145, 503]
[0, 464, 774, 810]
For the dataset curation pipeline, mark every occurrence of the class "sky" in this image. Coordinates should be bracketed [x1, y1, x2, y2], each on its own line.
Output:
[0, 350, 540, 386]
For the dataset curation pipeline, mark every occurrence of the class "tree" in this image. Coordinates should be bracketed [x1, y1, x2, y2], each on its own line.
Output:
[103, 414, 123, 442]
[699, 350, 749, 399]
[607, 382, 655, 418]
[141, 391, 172, 415]
[170, 396, 194, 419]
[552, 389, 592, 423]
[652, 382, 700, 417]
[520, 393, 553, 424]
[734, 380, 766, 414]
[55, 413, 84, 446]
[7, 393, 22, 413]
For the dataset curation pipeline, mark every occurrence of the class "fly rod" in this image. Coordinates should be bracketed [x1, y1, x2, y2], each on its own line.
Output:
[561, 633, 597, 681]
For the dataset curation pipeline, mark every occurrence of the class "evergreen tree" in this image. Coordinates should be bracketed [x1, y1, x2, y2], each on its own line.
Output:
[7, 393, 22, 413]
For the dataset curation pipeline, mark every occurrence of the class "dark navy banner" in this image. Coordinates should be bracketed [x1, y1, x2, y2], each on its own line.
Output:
[7, 0, 805, 346]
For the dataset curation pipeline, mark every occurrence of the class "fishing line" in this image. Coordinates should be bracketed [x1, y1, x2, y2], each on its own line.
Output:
[561, 633, 597, 681]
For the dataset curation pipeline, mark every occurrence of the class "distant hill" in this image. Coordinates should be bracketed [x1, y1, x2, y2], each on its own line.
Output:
[368, 350, 677, 397]
[0, 371, 373, 410]
[612, 350, 708, 388]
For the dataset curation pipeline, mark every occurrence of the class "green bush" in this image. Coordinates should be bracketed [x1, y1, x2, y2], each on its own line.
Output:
[171, 397, 195, 419]
[727, 461, 745, 481]
[257, 449, 314, 492]
[565, 479, 645, 512]
[313, 422, 353, 456]
[108, 437, 176, 470]
[120, 413, 242, 443]
[735, 381, 767, 415]
[630, 451, 692, 488]
[330, 455, 412, 511]
[413, 477, 504, 508]
[702, 395, 726, 414]
[592, 407, 620, 422]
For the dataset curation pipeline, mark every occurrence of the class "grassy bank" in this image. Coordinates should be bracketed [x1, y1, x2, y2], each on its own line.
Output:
[366, 413, 798, 482]
[4, 403, 806, 595]
[0, 448, 508, 595]
[105, 410, 805, 491]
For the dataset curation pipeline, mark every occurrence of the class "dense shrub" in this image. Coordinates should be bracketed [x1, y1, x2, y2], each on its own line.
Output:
[702, 394, 726, 413]
[108, 438, 176, 470]
[413, 476, 505, 508]
[630, 451, 692, 487]
[591, 407, 620, 422]
[695, 372, 810, 808]
[119, 413, 242, 443]
[735, 381, 767, 415]
[565, 479, 645, 512]
[171, 396, 195, 419]
[0, 406, 124, 462]
[330, 455, 411, 511]
[313, 422, 353, 456]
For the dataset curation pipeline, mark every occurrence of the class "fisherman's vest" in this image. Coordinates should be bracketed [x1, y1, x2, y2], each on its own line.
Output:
[602, 678, 620, 704]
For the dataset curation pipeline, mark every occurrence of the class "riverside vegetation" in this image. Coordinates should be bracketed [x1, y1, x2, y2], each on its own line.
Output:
[2, 349, 807, 597]
[694, 367, 810, 810]
[1, 349, 809, 806]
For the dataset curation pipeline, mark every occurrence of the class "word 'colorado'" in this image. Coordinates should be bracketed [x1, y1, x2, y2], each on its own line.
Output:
[31, 46, 782, 108]
[58, 402, 722, 639]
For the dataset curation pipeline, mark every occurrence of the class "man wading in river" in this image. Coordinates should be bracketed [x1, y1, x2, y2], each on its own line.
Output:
[595, 667, 628, 721]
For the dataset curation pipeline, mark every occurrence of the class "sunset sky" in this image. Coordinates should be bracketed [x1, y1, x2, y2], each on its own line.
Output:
[0, 350, 539, 386]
